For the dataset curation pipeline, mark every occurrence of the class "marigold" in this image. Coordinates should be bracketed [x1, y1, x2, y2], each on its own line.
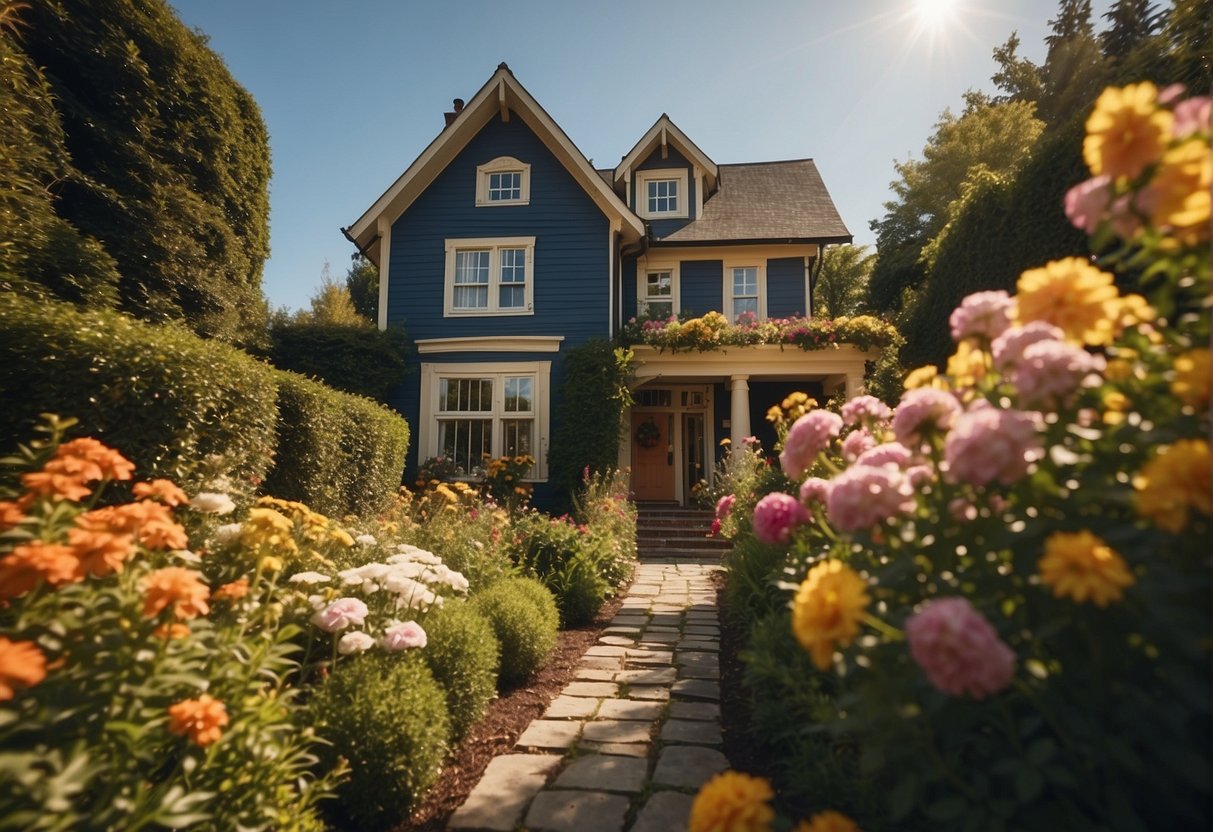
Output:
[1016, 258, 1119, 346]
[0, 638, 48, 700]
[167, 694, 229, 747]
[212, 577, 250, 602]
[689, 771, 775, 832]
[132, 479, 189, 506]
[67, 525, 138, 579]
[1039, 530, 1135, 606]
[0, 500, 29, 532]
[154, 623, 191, 640]
[240, 507, 299, 557]
[945, 340, 989, 389]
[21, 438, 135, 501]
[903, 364, 947, 391]
[792, 560, 870, 670]
[1141, 136, 1211, 244]
[1172, 349, 1210, 408]
[794, 811, 862, 832]
[142, 567, 211, 620]
[1083, 82, 1173, 180]
[1133, 439, 1211, 533]
[76, 501, 188, 551]
[0, 542, 79, 599]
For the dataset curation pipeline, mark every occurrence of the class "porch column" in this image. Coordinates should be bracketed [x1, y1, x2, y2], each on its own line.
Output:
[729, 375, 751, 448]
[845, 372, 866, 400]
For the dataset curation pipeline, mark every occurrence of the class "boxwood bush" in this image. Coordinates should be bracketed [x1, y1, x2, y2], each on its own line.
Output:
[310, 653, 450, 829]
[0, 293, 277, 486]
[473, 578, 559, 688]
[509, 513, 613, 627]
[421, 600, 501, 740]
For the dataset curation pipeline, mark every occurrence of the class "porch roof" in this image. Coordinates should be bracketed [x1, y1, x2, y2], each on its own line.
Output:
[629, 343, 878, 386]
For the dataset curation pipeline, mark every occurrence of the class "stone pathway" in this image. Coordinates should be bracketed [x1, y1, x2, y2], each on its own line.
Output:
[450, 559, 725, 832]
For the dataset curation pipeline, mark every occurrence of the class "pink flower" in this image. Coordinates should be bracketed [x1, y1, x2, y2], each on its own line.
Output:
[948, 291, 1015, 342]
[1173, 96, 1210, 138]
[949, 497, 978, 523]
[780, 411, 843, 478]
[311, 597, 369, 633]
[715, 494, 736, 520]
[753, 493, 810, 544]
[380, 620, 427, 651]
[944, 403, 1042, 487]
[841, 428, 876, 463]
[337, 631, 376, 655]
[1012, 340, 1105, 406]
[892, 388, 961, 448]
[709, 518, 722, 537]
[841, 395, 892, 428]
[906, 598, 1016, 699]
[855, 442, 914, 470]
[798, 477, 831, 507]
[1064, 175, 1113, 235]
[825, 465, 916, 531]
[991, 321, 1065, 372]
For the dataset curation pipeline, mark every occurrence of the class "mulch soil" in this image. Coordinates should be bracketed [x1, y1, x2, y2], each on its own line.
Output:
[391, 588, 628, 832]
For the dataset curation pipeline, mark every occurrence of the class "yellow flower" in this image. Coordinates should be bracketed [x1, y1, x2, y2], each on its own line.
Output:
[1083, 82, 1172, 180]
[945, 341, 989, 389]
[689, 771, 774, 832]
[1172, 348, 1210, 408]
[1110, 294, 1156, 335]
[329, 528, 355, 547]
[1134, 439, 1211, 533]
[1142, 137, 1210, 244]
[794, 810, 862, 832]
[792, 560, 870, 670]
[1039, 530, 1134, 606]
[903, 364, 949, 391]
[1016, 258, 1119, 346]
[259, 555, 284, 573]
[1102, 390, 1129, 425]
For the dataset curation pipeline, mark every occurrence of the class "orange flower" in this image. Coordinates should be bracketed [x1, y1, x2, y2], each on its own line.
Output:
[212, 577, 249, 602]
[167, 694, 228, 746]
[76, 502, 188, 552]
[0, 638, 48, 700]
[1083, 82, 1173, 180]
[21, 469, 93, 502]
[132, 479, 189, 507]
[67, 527, 137, 579]
[142, 567, 210, 620]
[21, 438, 135, 501]
[154, 623, 192, 640]
[0, 542, 81, 599]
[0, 500, 29, 532]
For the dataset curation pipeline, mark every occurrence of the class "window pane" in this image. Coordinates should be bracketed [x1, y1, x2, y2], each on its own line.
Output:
[504, 377, 533, 413]
[438, 419, 492, 473]
[645, 300, 673, 319]
[454, 250, 489, 309]
[733, 267, 758, 296]
[440, 378, 493, 412]
[646, 271, 672, 297]
[734, 298, 758, 320]
[488, 171, 522, 201]
[499, 284, 525, 308]
[646, 179, 678, 213]
[502, 419, 533, 459]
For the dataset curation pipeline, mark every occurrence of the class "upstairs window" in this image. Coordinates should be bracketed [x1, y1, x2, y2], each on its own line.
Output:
[444, 237, 535, 316]
[647, 179, 679, 215]
[635, 169, 689, 220]
[724, 263, 765, 322]
[643, 271, 674, 319]
[476, 156, 531, 206]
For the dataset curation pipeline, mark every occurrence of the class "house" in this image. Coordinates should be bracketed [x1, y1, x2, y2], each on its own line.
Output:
[344, 64, 876, 506]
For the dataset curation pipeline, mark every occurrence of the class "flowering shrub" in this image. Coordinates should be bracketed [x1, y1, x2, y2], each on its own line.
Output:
[720, 82, 1210, 829]
[619, 310, 901, 355]
[482, 453, 535, 510]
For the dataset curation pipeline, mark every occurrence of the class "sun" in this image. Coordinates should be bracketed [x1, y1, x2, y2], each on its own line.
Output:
[914, 0, 960, 29]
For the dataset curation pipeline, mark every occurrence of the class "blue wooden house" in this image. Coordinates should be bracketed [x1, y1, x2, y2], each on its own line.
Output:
[345, 64, 874, 505]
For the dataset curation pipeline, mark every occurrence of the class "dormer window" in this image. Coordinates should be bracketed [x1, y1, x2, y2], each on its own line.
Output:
[635, 169, 689, 220]
[476, 156, 531, 206]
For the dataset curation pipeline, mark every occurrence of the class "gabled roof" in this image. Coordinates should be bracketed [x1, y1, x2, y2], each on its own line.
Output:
[346, 65, 644, 260]
[654, 160, 852, 245]
[613, 115, 718, 190]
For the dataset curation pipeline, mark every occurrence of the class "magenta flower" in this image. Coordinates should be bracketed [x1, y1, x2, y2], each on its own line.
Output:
[991, 321, 1065, 372]
[715, 494, 736, 520]
[906, 598, 1016, 699]
[1064, 175, 1114, 235]
[841, 428, 877, 463]
[825, 465, 915, 531]
[1012, 340, 1104, 406]
[841, 395, 893, 428]
[1173, 95, 1210, 138]
[709, 517, 722, 537]
[948, 291, 1015, 342]
[944, 403, 1042, 487]
[798, 477, 832, 507]
[892, 388, 961, 448]
[380, 620, 427, 651]
[780, 410, 843, 478]
[752, 492, 810, 544]
[312, 597, 369, 633]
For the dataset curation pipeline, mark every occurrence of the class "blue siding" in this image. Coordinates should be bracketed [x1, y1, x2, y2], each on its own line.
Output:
[679, 259, 722, 317]
[632, 146, 696, 237]
[767, 257, 806, 318]
[621, 253, 639, 322]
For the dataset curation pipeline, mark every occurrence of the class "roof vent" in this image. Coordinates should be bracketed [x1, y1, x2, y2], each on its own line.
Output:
[443, 98, 465, 127]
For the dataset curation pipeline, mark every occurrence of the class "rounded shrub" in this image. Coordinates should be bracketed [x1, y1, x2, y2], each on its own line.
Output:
[310, 653, 450, 829]
[472, 578, 558, 689]
[502, 575, 560, 633]
[421, 600, 501, 741]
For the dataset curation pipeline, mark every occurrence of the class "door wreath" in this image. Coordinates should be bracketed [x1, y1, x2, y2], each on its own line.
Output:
[635, 419, 661, 448]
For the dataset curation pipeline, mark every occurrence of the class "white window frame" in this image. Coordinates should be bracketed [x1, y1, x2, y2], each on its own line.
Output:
[418, 361, 551, 481]
[723, 261, 767, 322]
[475, 156, 531, 206]
[635, 168, 689, 220]
[443, 237, 536, 317]
[634, 258, 680, 318]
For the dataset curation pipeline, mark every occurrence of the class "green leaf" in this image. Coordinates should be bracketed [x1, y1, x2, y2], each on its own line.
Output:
[888, 774, 918, 821]
[1014, 766, 1044, 804]
[1025, 738, 1057, 766]
[925, 795, 968, 821]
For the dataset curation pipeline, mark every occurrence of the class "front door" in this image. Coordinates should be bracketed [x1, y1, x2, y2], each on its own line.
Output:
[631, 412, 675, 501]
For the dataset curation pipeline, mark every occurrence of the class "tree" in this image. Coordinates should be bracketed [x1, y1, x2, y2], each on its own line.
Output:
[814, 245, 874, 318]
[346, 255, 379, 323]
[296, 263, 367, 327]
[1100, 0, 1161, 62]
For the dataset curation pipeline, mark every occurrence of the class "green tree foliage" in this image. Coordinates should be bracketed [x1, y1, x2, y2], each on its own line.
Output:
[345, 255, 379, 323]
[16, 0, 272, 345]
[813, 244, 874, 318]
[294, 264, 366, 327]
[1100, 0, 1162, 63]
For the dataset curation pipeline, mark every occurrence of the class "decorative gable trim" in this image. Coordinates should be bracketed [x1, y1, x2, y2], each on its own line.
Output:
[614, 115, 718, 191]
[415, 335, 564, 354]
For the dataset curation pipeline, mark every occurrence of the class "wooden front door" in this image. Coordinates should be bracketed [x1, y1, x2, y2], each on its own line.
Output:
[631, 412, 675, 501]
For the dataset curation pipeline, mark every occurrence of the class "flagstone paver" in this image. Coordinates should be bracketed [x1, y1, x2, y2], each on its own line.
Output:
[451, 558, 729, 831]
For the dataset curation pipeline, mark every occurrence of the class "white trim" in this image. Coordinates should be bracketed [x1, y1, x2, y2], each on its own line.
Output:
[635, 168, 690, 220]
[415, 336, 564, 354]
[443, 236, 536, 317]
[418, 361, 552, 480]
[635, 255, 680, 318]
[629, 343, 879, 383]
[693, 164, 704, 219]
[607, 227, 615, 337]
[723, 260, 767, 322]
[376, 216, 391, 331]
[475, 156, 531, 206]
[614, 114, 718, 189]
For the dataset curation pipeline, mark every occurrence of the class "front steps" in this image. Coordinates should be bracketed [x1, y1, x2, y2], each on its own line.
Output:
[635, 503, 731, 560]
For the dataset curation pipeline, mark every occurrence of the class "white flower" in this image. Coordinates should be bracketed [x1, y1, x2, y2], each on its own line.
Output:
[289, 571, 331, 585]
[190, 492, 236, 515]
[380, 620, 427, 651]
[214, 523, 243, 545]
[391, 544, 441, 564]
[355, 534, 378, 547]
[337, 631, 376, 655]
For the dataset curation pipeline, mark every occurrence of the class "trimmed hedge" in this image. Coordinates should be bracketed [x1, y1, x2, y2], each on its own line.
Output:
[421, 601, 501, 740]
[0, 292, 277, 486]
[262, 371, 409, 517]
[473, 578, 559, 689]
[267, 322, 410, 403]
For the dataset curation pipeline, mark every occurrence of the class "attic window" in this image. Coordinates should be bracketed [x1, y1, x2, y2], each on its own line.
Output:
[476, 156, 531, 206]
[635, 169, 689, 220]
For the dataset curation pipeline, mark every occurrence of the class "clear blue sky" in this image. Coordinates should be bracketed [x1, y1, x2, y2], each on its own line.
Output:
[170, 0, 1108, 313]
